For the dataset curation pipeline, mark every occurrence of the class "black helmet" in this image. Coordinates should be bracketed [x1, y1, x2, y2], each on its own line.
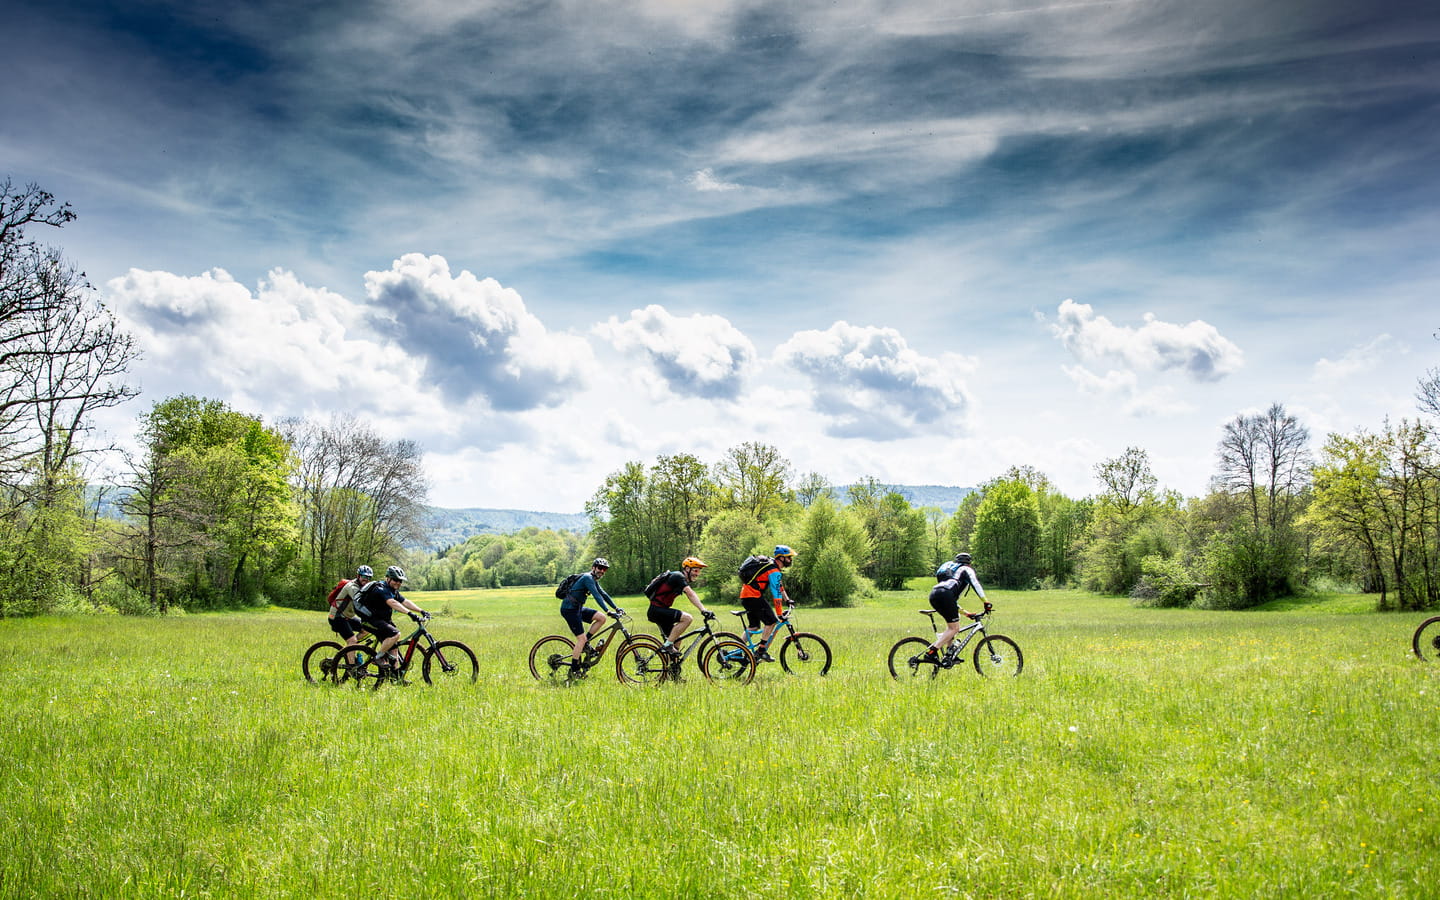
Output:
[386, 565, 407, 582]
[954, 552, 972, 565]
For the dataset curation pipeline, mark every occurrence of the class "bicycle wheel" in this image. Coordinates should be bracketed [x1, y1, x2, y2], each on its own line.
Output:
[701, 639, 755, 685]
[331, 644, 380, 688]
[423, 640, 479, 687]
[528, 635, 576, 683]
[972, 634, 1023, 677]
[780, 632, 832, 676]
[302, 640, 344, 683]
[1413, 616, 1440, 661]
[888, 637, 939, 681]
[711, 631, 745, 645]
[616, 641, 667, 685]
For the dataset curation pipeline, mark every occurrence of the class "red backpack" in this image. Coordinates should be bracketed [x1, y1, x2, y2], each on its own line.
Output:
[325, 579, 350, 611]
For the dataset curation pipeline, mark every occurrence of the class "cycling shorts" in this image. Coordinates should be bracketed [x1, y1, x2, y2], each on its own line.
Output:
[647, 604, 683, 635]
[359, 616, 399, 641]
[929, 591, 962, 624]
[329, 616, 364, 639]
[741, 595, 778, 630]
[560, 606, 601, 636]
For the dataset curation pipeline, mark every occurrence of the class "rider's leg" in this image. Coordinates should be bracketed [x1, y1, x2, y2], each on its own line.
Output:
[928, 620, 962, 655]
[667, 610, 692, 645]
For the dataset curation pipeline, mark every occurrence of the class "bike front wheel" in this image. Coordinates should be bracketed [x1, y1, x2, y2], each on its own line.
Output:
[528, 635, 575, 683]
[302, 640, 344, 684]
[887, 637, 939, 681]
[423, 640, 479, 687]
[780, 632, 832, 676]
[615, 642, 668, 685]
[973, 634, 1023, 677]
[701, 639, 755, 685]
[1413, 616, 1440, 661]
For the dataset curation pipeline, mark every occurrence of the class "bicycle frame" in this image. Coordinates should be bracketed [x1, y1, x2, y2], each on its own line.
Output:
[919, 608, 990, 662]
[586, 610, 655, 660]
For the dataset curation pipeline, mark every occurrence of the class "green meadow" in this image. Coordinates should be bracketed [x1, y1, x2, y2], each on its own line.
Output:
[2, 586, 1436, 898]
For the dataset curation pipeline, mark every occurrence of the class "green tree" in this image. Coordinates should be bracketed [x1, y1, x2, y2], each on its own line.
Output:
[789, 495, 870, 605]
[971, 479, 1042, 589]
[713, 442, 793, 521]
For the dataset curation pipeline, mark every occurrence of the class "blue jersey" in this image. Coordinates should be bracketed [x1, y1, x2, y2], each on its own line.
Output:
[561, 571, 616, 612]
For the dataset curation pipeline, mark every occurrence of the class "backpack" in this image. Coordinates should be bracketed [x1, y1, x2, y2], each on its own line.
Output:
[325, 579, 350, 610]
[738, 555, 777, 587]
[643, 572, 668, 601]
[554, 573, 582, 600]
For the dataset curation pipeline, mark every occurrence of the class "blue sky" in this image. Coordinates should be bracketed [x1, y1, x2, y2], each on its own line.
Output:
[4, 0, 1438, 511]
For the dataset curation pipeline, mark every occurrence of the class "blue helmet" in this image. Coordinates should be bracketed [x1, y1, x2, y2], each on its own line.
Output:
[356, 565, 374, 579]
[774, 545, 795, 560]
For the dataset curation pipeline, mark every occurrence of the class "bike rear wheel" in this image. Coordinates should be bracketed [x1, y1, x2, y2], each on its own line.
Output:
[528, 635, 576, 683]
[887, 637, 939, 681]
[302, 640, 344, 684]
[423, 640, 479, 687]
[616, 642, 668, 685]
[1413, 616, 1440, 662]
[780, 632, 832, 676]
[701, 639, 755, 685]
[973, 634, 1023, 677]
[330, 644, 380, 688]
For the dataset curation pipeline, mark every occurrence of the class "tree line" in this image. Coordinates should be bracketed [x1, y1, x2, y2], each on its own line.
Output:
[3, 177, 1439, 615]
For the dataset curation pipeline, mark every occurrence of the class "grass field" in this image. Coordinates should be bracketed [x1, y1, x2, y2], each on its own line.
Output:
[2, 586, 1436, 898]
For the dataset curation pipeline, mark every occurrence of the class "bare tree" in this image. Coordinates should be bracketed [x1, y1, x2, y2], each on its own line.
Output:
[0, 179, 137, 509]
[1418, 367, 1440, 419]
[1214, 403, 1311, 528]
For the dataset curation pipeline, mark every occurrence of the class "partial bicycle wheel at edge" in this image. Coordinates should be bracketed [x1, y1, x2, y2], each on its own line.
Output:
[887, 636, 939, 681]
[528, 634, 575, 683]
[615, 642, 666, 685]
[1413, 616, 1440, 661]
[423, 640, 479, 687]
[972, 634, 1023, 677]
[780, 632, 832, 676]
[302, 640, 344, 683]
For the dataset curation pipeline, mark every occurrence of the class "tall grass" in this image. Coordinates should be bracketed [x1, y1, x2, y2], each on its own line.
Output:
[1, 589, 1435, 898]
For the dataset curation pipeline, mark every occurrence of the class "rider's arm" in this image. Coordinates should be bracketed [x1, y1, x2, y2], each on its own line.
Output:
[766, 570, 785, 616]
[683, 585, 708, 616]
[583, 574, 619, 614]
[964, 566, 987, 600]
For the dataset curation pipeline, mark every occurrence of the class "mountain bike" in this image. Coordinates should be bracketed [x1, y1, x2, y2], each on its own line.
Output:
[615, 612, 755, 685]
[302, 623, 377, 684]
[528, 609, 660, 685]
[1413, 615, 1440, 661]
[714, 602, 832, 675]
[330, 614, 478, 689]
[887, 602, 1022, 679]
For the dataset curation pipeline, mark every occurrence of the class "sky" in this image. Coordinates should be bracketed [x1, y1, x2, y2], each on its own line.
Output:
[3, 0, 1438, 513]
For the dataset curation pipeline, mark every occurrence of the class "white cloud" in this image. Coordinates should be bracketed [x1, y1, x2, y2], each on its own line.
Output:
[1051, 298, 1243, 382]
[689, 168, 742, 192]
[363, 253, 592, 410]
[775, 321, 974, 440]
[595, 304, 755, 400]
[1312, 334, 1405, 382]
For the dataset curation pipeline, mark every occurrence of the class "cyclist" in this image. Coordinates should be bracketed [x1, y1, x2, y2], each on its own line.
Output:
[560, 558, 622, 670]
[741, 545, 795, 662]
[354, 565, 429, 671]
[328, 565, 373, 647]
[918, 552, 987, 663]
[646, 557, 714, 657]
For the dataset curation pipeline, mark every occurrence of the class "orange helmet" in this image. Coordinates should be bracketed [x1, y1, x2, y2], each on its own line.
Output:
[682, 556, 707, 570]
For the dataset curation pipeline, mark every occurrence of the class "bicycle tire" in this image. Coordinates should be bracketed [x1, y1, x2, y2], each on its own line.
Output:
[711, 630, 744, 645]
[329, 644, 379, 688]
[615, 641, 667, 685]
[887, 636, 939, 681]
[1413, 616, 1440, 661]
[302, 640, 344, 684]
[701, 639, 755, 685]
[423, 640, 479, 687]
[528, 634, 576, 683]
[973, 634, 1023, 677]
[780, 631, 832, 676]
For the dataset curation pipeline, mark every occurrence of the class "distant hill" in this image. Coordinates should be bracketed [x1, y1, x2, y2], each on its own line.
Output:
[420, 507, 589, 550]
[838, 483, 973, 513]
